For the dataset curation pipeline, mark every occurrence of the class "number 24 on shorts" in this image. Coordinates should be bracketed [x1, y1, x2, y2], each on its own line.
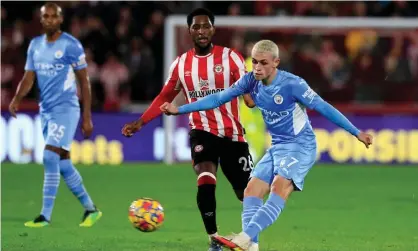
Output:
[239, 155, 254, 172]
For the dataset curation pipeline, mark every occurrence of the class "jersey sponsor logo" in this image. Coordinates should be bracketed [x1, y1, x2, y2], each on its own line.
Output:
[274, 94, 283, 105]
[213, 64, 224, 74]
[35, 63, 65, 77]
[188, 88, 225, 99]
[189, 78, 225, 98]
[259, 107, 290, 125]
[54, 50, 64, 59]
[198, 78, 210, 91]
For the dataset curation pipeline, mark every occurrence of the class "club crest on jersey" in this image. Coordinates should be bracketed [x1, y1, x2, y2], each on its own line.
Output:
[194, 145, 204, 153]
[274, 94, 283, 105]
[213, 64, 224, 74]
[54, 50, 63, 59]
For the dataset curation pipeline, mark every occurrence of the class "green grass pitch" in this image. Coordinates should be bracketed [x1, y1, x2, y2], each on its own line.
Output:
[1, 163, 417, 251]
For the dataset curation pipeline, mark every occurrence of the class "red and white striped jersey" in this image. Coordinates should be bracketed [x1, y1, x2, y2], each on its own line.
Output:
[165, 45, 247, 142]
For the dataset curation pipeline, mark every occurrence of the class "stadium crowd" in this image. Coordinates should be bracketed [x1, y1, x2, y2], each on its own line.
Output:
[2, 1, 418, 111]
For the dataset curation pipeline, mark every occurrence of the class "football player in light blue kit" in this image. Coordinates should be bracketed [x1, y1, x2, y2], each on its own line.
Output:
[161, 40, 373, 251]
[9, 3, 102, 228]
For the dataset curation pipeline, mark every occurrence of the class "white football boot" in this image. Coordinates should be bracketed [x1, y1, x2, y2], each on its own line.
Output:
[248, 242, 259, 251]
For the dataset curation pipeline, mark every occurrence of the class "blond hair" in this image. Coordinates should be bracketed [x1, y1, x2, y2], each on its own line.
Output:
[252, 40, 279, 58]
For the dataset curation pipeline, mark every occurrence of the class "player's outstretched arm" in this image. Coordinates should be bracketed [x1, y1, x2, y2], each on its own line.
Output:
[9, 71, 36, 118]
[161, 88, 235, 115]
[313, 101, 373, 148]
[161, 73, 253, 115]
[122, 58, 181, 137]
[292, 79, 373, 148]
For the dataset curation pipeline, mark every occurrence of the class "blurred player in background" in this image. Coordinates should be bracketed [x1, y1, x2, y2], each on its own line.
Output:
[9, 3, 102, 228]
[122, 8, 256, 251]
[161, 40, 373, 251]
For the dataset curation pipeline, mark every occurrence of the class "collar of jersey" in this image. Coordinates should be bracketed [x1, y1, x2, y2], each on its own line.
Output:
[43, 32, 64, 44]
[192, 45, 214, 58]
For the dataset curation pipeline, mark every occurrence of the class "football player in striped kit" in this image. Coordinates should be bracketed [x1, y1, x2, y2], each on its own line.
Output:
[122, 8, 256, 251]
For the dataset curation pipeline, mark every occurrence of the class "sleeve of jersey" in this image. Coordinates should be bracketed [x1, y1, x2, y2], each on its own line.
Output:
[314, 101, 360, 137]
[141, 58, 181, 124]
[292, 79, 360, 137]
[68, 40, 87, 71]
[24, 40, 35, 71]
[178, 73, 252, 114]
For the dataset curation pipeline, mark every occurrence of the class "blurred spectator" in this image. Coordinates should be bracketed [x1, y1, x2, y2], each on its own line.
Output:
[12, 19, 25, 48]
[99, 53, 129, 111]
[85, 48, 100, 84]
[345, 29, 378, 60]
[230, 35, 244, 54]
[115, 6, 137, 59]
[228, 3, 241, 16]
[125, 36, 155, 102]
[1, 57, 15, 107]
[82, 15, 110, 65]
[384, 34, 412, 83]
[69, 16, 83, 39]
[317, 40, 349, 89]
[407, 32, 418, 81]
[293, 44, 329, 94]
[349, 49, 385, 103]
[352, 2, 368, 17]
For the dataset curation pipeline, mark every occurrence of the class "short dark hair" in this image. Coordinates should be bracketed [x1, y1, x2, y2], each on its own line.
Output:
[187, 8, 215, 27]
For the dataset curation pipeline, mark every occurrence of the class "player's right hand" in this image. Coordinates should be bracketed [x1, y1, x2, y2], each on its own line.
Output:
[8, 97, 20, 118]
[122, 120, 142, 137]
[160, 102, 179, 115]
[82, 118, 94, 139]
[357, 131, 373, 149]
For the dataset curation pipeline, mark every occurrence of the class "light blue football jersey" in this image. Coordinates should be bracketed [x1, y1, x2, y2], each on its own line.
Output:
[178, 69, 360, 147]
[25, 32, 87, 113]
[232, 70, 321, 146]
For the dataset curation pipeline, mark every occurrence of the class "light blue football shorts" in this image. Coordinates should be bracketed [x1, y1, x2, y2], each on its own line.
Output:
[250, 143, 317, 191]
[41, 107, 80, 151]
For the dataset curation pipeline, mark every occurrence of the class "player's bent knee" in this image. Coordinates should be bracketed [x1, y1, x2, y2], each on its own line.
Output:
[193, 161, 217, 176]
[270, 176, 294, 201]
[244, 177, 269, 199]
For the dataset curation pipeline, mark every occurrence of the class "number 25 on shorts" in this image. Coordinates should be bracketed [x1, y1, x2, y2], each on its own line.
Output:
[48, 122, 66, 143]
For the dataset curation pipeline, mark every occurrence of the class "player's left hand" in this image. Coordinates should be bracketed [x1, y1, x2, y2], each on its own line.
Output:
[82, 118, 93, 138]
[160, 102, 179, 115]
[357, 131, 373, 148]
